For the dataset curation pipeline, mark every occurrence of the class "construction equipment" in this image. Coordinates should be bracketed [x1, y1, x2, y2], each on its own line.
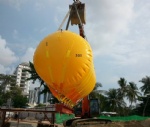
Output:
[58, 0, 97, 118]
[57, 0, 111, 126]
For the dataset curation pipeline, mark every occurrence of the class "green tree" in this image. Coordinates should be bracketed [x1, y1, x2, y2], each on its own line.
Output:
[98, 94, 109, 112]
[140, 76, 150, 95]
[0, 74, 16, 106]
[0, 85, 28, 108]
[26, 62, 58, 103]
[26, 62, 44, 86]
[117, 77, 127, 99]
[26, 61, 49, 93]
[139, 76, 150, 116]
[6, 86, 28, 108]
[9, 85, 22, 97]
[133, 96, 150, 116]
[126, 82, 141, 106]
[0, 74, 16, 92]
[89, 82, 102, 99]
[105, 88, 126, 114]
[12, 95, 28, 108]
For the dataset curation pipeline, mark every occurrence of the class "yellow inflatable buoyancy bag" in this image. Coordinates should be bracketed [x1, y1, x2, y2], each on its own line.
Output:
[33, 30, 96, 108]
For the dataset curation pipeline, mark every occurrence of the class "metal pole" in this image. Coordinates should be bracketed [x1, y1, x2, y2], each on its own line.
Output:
[1, 111, 6, 127]
[50, 112, 55, 127]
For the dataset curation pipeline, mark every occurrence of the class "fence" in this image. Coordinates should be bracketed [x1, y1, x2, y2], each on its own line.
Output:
[0, 106, 75, 127]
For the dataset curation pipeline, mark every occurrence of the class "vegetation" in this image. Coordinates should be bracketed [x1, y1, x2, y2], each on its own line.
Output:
[0, 74, 28, 108]
[99, 77, 150, 116]
[1, 62, 150, 116]
[35, 103, 46, 107]
[26, 61, 59, 104]
[24, 62, 150, 116]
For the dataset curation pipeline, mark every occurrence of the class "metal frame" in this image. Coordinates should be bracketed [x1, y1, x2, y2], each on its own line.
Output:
[0, 104, 74, 127]
[0, 108, 56, 127]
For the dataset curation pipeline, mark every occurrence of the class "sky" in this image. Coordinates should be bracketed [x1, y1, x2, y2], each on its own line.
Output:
[0, 0, 150, 91]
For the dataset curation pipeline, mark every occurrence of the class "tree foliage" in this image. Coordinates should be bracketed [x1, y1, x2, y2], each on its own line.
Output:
[105, 88, 126, 113]
[26, 61, 45, 86]
[12, 94, 28, 108]
[1, 63, 150, 116]
[126, 82, 141, 106]
[0, 74, 16, 92]
[0, 74, 28, 108]
[139, 76, 150, 95]
[26, 61, 59, 103]
[89, 82, 102, 99]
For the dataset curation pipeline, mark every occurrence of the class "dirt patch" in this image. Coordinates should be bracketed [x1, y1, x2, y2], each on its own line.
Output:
[140, 118, 150, 127]
[123, 121, 144, 127]
[96, 122, 124, 127]
[93, 120, 150, 127]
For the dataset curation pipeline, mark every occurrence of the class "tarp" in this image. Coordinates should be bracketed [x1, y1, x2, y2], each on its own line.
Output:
[55, 113, 75, 124]
[98, 115, 150, 121]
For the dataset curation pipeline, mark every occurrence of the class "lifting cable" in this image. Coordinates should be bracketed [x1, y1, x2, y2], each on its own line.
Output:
[58, 0, 88, 41]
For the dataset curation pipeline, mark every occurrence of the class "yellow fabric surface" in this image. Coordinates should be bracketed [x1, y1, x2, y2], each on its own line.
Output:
[33, 30, 96, 107]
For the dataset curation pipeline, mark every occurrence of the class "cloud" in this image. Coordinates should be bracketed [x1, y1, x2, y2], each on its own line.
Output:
[0, 0, 27, 11]
[103, 0, 150, 68]
[0, 65, 16, 74]
[82, 0, 150, 90]
[20, 47, 35, 63]
[1, 0, 150, 91]
[33, 0, 71, 12]
[0, 36, 18, 66]
[110, 41, 150, 67]
[83, 0, 150, 72]
[0, 64, 10, 74]
[84, 0, 135, 52]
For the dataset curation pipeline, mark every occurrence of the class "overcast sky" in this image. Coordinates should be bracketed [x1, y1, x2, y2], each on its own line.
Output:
[0, 0, 150, 90]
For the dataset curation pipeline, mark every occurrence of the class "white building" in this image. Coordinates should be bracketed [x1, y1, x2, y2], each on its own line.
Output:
[13, 62, 31, 96]
[5, 62, 54, 106]
[28, 87, 53, 106]
[28, 87, 41, 105]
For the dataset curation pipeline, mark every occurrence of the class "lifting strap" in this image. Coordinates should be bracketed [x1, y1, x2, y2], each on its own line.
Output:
[58, 0, 87, 40]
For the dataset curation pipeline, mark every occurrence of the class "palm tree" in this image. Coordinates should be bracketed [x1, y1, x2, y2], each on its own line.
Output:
[93, 82, 102, 90]
[105, 88, 126, 113]
[139, 76, 150, 116]
[117, 77, 127, 99]
[26, 62, 49, 93]
[140, 76, 150, 95]
[101, 94, 108, 109]
[26, 62, 58, 103]
[126, 82, 141, 106]
[89, 82, 102, 99]
[26, 62, 45, 86]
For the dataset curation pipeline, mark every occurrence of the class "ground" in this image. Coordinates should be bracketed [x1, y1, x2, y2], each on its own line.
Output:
[1, 118, 150, 127]
[88, 119, 150, 127]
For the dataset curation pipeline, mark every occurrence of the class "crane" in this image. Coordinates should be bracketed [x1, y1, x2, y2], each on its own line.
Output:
[57, 0, 111, 126]
[58, 0, 97, 118]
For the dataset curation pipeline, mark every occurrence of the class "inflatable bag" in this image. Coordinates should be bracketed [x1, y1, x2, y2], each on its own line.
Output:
[33, 30, 96, 107]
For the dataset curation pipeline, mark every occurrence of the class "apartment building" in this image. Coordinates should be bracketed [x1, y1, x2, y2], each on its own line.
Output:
[4, 62, 53, 106]
[13, 62, 30, 95]
[28, 87, 53, 106]
[28, 87, 41, 105]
